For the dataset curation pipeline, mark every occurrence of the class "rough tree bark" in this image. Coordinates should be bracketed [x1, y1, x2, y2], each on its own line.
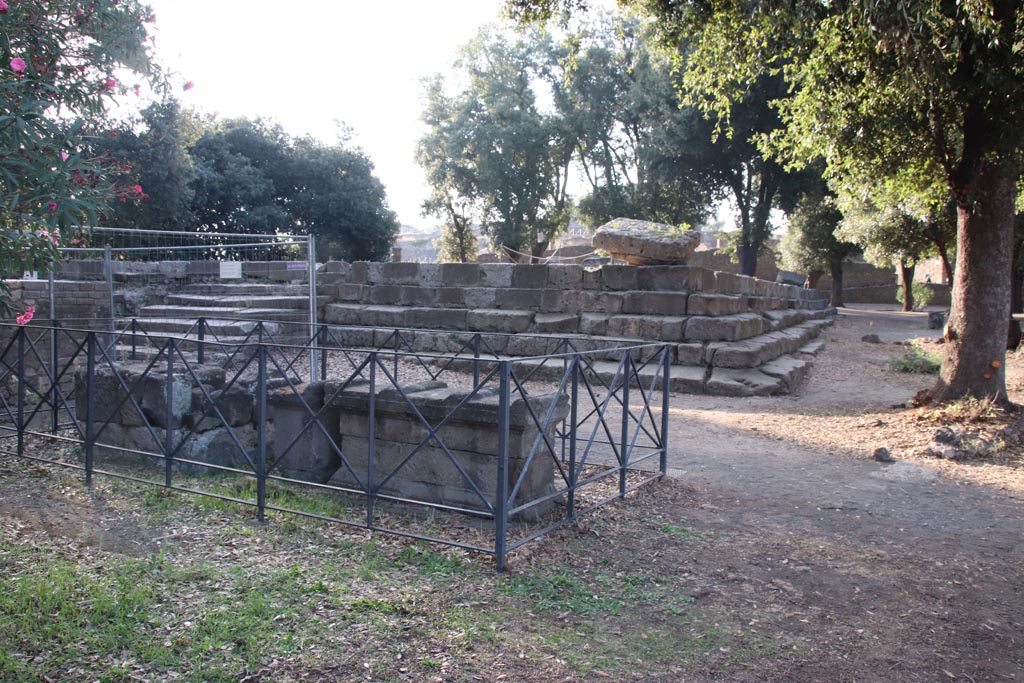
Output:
[934, 163, 1016, 405]
[899, 261, 916, 312]
[828, 256, 845, 308]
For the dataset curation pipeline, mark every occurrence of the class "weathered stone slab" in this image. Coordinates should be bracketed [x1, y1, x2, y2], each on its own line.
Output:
[622, 291, 688, 316]
[686, 294, 747, 317]
[495, 288, 544, 310]
[579, 313, 610, 336]
[676, 342, 706, 366]
[463, 287, 497, 309]
[597, 265, 639, 291]
[593, 218, 701, 265]
[533, 313, 580, 334]
[268, 383, 342, 484]
[705, 368, 783, 397]
[324, 303, 365, 325]
[759, 355, 810, 393]
[684, 313, 767, 342]
[637, 266, 693, 292]
[466, 309, 534, 333]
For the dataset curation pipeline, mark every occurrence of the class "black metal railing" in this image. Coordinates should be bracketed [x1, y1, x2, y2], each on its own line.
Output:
[0, 319, 671, 569]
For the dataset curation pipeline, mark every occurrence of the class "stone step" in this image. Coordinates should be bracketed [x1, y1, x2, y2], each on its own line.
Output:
[693, 319, 832, 369]
[125, 317, 281, 338]
[181, 283, 309, 296]
[324, 303, 536, 335]
[139, 305, 310, 323]
[163, 294, 316, 310]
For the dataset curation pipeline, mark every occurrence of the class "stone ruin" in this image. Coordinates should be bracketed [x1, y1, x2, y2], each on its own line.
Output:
[74, 362, 566, 515]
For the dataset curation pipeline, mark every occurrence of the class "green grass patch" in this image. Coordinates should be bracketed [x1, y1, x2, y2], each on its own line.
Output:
[888, 349, 941, 374]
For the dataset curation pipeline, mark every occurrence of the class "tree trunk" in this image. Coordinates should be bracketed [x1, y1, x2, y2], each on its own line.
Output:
[899, 261, 915, 312]
[828, 256, 844, 308]
[934, 163, 1015, 405]
[1008, 263, 1022, 350]
[737, 243, 757, 277]
[806, 269, 824, 289]
[938, 248, 954, 285]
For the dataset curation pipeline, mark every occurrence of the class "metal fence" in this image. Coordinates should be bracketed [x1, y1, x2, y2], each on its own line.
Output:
[0, 318, 670, 569]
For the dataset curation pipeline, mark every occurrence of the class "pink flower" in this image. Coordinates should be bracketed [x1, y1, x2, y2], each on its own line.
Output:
[105, 76, 116, 90]
[60, 151, 69, 162]
[132, 184, 143, 195]
[10, 57, 27, 76]
[0, 1, 9, 15]
[47, 201, 57, 212]
[133, 84, 141, 96]
[16, 306, 36, 326]
[183, 80, 195, 92]
[76, 8, 84, 16]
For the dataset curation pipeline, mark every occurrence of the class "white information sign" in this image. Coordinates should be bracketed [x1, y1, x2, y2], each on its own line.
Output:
[219, 262, 242, 279]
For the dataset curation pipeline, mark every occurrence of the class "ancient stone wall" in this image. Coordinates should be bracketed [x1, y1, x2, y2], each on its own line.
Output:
[320, 261, 825, 345]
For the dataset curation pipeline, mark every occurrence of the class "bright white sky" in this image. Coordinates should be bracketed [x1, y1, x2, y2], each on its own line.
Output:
[146, 0, 515, 227]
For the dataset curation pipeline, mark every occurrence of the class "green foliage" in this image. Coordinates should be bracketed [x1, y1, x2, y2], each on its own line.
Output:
[889, 349, 941, 375]
[0, 0, 162, 313]
[895, 282, 934, 311]
[780, 192, 859, 275]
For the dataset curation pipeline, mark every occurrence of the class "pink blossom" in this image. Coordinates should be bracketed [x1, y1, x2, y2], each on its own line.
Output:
[183, 81, 195, 92]
[133, 84, 141, 96]
[10, 57, 27, 76]
[132, 184, 143, 195]
[76, 8, 84, 16]
[47, 201, 57, 212]
[60, 151, 69, 162]
[105, 76, 117, 90]
[0, 1, 9, 15]
[16, 306, 36, 326]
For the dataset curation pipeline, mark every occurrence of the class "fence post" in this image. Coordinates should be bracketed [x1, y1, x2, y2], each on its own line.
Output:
[660, 346, 671, 476]
[495, 360, 511, 571]
[104, 244, 115, 351]
[319, 325, 327, 381]
[619, 353, 630, 498]
[256, 343, 268, 523]
[197, 317, 206, 365]
[85, 332, 95, 485]
[130, 318, 138, 361]
[567, 355, 579, 522]
[164, 339, 175, 488]
[366, 356, 376, 529]
[472, 334, 481, 389]
[308, 234, 318, 383]
[16, 328, 25, 456]
[48, 271, 58, 434]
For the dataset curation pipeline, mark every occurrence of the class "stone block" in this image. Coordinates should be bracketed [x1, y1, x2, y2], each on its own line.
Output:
[405, 307, 467, 330]
[362, 305, 410, 327]
[546, 265, 584, 289]
[759, 355, 810, 393]
[368, 285, 402, 305]
[349, 262, 369, 284]
[686, 294, 746, 317]
[582, 268, 603, 290]
[505, 335, 551, 357]
[320, 261, 351, 275]
[676, 342, 706, 366]
[332, 284, 368, 302]
[541, 289, 580, 313]
[194, 383, 254, 430]
[684, 313, 767, 342]
[599, 265, 640, 291]
[668, 365, 707, 394]
[417, 264, 443, 287]
[533, 313, 580, 334]
[323, 303, 365, 325]
[579, 313, 610, 336]
[495, 288, 544, 310]
[646, 316, 687, 342]
[593, 218, 701, 265]
[511, 264, 548, 288]
[181, 424, 258, 473]
[578, 291, 624, 314]
[439, 263, 482, 287]
[705, 368, 783, 397]
[398, 286, 438, 308]
[436, 287, 466, 307]
[463, 288, 497, 309]
[622, 291, 688, 316]
[637, 266, 692, 292]
[268, 383, 342, 484]
[467, 309, 533, 333]
[478, 264, 514, 288]
[378, 262, 421, 285]
[606, 315, 644, 339]
[713, 271, 742, 294]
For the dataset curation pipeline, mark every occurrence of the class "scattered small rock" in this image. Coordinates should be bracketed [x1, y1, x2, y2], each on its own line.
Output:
[940, 446, 968, 461]
[861, 334, 882, 344]
[873, 447, 894, 462]
[932, 427, 959, 445]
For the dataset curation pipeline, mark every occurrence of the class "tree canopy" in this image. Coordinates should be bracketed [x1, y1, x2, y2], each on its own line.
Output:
[508, 0, 1024, 404]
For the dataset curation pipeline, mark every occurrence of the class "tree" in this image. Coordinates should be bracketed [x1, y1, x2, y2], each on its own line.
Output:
[0, 0, 161, 314]
[507, 0, 1024, 405]
[417, 28, 571, 262]
[839, 202, 936, 312]
[190, 119, 399, 261]
[93, 99, 200, 231]
[780, 193, 859, 307]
